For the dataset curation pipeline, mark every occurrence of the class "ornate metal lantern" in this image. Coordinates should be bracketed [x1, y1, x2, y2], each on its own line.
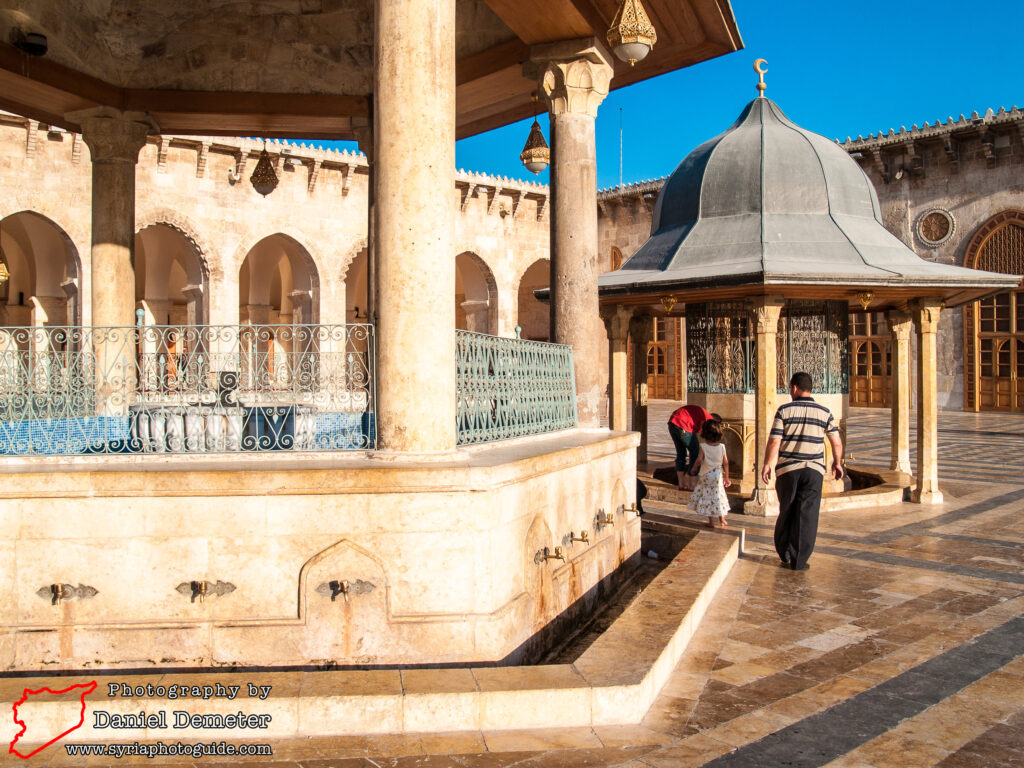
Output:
[250, 147, 279, 196]
[520, 118, 550, 175]
[607, 0, 657, 67]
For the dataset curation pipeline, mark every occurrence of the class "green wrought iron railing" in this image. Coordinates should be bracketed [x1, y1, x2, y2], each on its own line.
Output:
[455, 330, 577, 445]
[0, 324, 375, 455]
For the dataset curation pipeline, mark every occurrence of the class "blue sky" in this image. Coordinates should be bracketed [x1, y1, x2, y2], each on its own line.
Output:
[325, 1, 1022, 190]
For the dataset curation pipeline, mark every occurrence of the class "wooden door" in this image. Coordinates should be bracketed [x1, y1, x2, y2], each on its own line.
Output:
[976, 292, 1024, 411]
[646, 317, 677, 399]
[848, 313, 890, 407]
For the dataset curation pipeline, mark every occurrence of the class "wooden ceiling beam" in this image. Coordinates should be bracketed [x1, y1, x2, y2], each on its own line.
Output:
[482, 0, 593, 44]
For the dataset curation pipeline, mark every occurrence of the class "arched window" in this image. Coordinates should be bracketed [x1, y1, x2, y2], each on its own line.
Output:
[610, 246, 623, 271]
[963, 211, 1024, 411]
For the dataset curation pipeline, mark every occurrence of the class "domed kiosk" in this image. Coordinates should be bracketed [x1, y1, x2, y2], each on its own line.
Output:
[598, 76, 1020, 515]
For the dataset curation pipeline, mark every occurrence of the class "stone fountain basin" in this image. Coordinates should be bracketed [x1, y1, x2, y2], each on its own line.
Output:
[0, 530, 738, 742]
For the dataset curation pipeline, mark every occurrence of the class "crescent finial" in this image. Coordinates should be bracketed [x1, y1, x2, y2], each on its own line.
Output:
[754, 59, 767, 96]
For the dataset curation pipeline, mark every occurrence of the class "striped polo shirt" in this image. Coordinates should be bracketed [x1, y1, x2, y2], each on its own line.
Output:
[770, 396, 839, 477]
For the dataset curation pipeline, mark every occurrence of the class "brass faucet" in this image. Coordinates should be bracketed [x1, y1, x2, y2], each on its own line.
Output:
[539, 546, 566, 562]
[596, 510, 615, 527]
[624, 503, 640, 517]
[190, 580, 208, 603]
[50, 584, 70, 605]
[568, 531, 590, 544]
[329, 579, 351, 603]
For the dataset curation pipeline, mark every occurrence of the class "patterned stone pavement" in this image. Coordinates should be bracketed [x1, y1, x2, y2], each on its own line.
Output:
[6, 404, 1024, 767]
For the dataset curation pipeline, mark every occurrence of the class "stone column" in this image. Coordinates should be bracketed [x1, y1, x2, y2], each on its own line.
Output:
[526, 40, 613, 428]
[744, 296, 785, 517]
[374, 0, 456, 453]
[32, 296, 67, 327]
[182, 284, 204, 326]
[460, 299, 490, 333]
[913, 299, 944, 504]
[69, 108, 153, 329]
[603, 305, 632, 431]
[61, 278, 79, 327]
[629, 314, 653, 464]
[69, 107, 153, 417]
[887, 311, 913, 475]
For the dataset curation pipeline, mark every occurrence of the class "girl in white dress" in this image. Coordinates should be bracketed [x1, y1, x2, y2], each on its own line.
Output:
[688, 419, 731, 528]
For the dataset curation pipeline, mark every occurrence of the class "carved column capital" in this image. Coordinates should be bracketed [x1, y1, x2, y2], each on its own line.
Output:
[912, 299, 943, 333]
[67, 107, 156, 164]
[628, 313, 653, 347]
[751, 296, 785, 334]
[887, 310, 913, 341]
[602, 304, 633, 339]
[524, 39, 614, 119]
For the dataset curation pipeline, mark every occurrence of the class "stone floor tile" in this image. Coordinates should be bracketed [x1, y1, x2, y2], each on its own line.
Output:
[449, 751, 539, 767]
[853, 734, 953, 768]
[639, 733, 735, 768]
[639, 694, 700, 738]
[481, 727, 603, 753]
[709, 661, 778, 686]
[703, 709, 794, 748]
[519, 746, 658, 768]
[416, 731, 487, 755]
[804, 674, 876, 704]
[590, 724, 669, 748]
[820, 753, 885, 768]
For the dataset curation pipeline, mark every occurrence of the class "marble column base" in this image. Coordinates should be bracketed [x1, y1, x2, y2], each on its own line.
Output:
[743, 487, 779, 517]
[912, 488, 944, 505]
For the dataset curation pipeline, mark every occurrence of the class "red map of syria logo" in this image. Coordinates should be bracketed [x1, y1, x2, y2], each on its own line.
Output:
[8, 681, 97, 759]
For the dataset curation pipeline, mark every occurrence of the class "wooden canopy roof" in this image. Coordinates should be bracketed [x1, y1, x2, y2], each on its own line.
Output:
[0, 0, 741, 140]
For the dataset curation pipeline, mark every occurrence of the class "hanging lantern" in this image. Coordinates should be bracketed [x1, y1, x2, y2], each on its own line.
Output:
[250, 147, 279, 196]
[607, 0, 657, 67]
[520, 119, 550, 175]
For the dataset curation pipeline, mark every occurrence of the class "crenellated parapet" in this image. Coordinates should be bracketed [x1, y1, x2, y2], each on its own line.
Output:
[838, 106, 1024, 181]
[596, 177, 666, 226]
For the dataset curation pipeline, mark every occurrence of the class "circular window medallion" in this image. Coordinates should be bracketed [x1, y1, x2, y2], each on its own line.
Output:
[917, 209, 955, 246]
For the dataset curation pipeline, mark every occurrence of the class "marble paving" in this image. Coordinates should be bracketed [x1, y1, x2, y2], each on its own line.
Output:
[3, 404, 1022, 767]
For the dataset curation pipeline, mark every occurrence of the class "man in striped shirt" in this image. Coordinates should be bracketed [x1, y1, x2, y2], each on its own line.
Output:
[760, 371, 844, 571]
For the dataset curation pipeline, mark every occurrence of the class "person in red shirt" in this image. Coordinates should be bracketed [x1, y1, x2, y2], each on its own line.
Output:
[668, 404, 712, 490]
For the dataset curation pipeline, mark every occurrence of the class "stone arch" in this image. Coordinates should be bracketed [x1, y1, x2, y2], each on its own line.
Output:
[456, 250, 498, 334]
[237, 232, 321, 325]
[516, 258, 550, 341]
[297, 538, 391, 661]
[0, 210, 82, 326]
[610, 245, 623, 271]
[135, 209, 217, 282]
[962, 210, 1024, 411]
[134, 218, 212, 325]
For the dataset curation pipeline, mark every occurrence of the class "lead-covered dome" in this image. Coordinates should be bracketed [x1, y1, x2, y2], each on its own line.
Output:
[598, 96, 1017, 298]
[652, 97, 881, 232]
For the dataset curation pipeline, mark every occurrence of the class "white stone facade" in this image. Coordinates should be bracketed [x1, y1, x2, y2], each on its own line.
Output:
[0, 114, 553, 340]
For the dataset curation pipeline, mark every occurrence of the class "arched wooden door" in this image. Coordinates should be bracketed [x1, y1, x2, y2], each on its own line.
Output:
[849, 312, 890, 407]
[964, 212, 1024, 411]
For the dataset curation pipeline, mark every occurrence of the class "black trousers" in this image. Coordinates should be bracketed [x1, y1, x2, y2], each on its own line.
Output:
[774, 468, 824, 569]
